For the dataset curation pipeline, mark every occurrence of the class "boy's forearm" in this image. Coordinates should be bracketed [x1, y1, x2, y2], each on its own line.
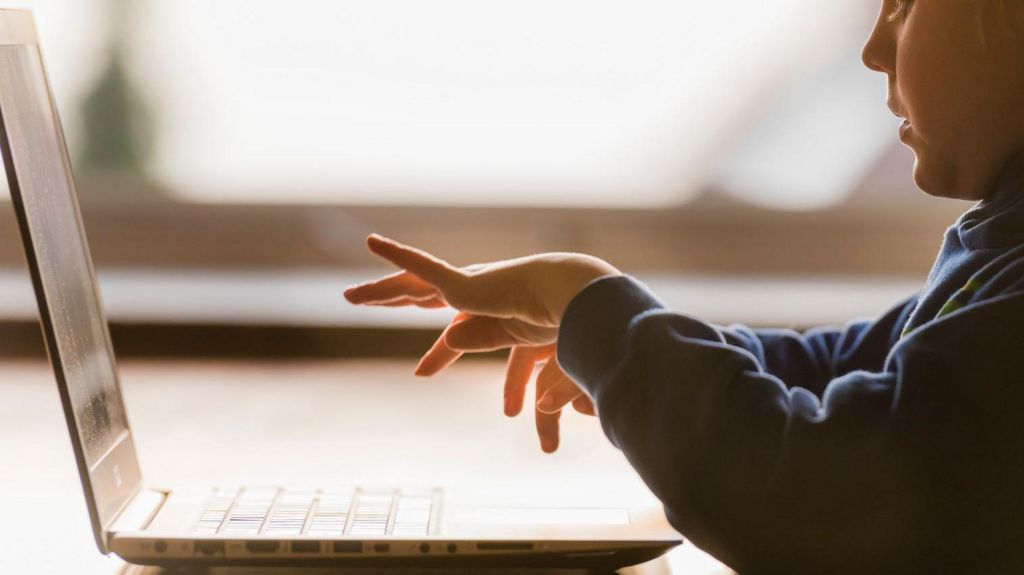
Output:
[714, 294, 916, 397]
[554, 275, 946, 572]
[558, 275, 918, 397]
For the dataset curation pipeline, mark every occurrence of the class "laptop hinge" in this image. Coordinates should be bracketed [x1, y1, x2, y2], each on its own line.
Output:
[107, 487, 168, 539]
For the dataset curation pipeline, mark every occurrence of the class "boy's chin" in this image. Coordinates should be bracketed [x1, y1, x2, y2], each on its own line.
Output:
[911, 159, 943, 198]
[910, 154, 945, 198]
[911, 154, 985, 202]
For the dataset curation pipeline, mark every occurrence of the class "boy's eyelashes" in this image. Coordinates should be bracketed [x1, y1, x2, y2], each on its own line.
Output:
[886, 0, 915, 23]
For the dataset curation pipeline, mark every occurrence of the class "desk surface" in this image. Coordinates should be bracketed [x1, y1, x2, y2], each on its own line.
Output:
[0, 359, 734, 575]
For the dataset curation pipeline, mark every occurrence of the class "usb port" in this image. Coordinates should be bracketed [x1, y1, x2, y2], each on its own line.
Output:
[292, 541, 320, 553]
[194, 541, 225, 557]
[333, 541, 363, 553]
[245, 540, 280, 553]
[477, 542, 534, 551]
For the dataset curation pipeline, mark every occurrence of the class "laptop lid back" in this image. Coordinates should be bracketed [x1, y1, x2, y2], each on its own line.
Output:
[0, 9, 142, 554]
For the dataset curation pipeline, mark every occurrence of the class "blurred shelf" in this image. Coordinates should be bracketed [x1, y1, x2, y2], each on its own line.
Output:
[0, 193, 964, 277]
[0, 267, 921, 332]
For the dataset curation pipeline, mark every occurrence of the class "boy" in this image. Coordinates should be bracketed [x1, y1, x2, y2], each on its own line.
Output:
[345, 0, 1024, 571]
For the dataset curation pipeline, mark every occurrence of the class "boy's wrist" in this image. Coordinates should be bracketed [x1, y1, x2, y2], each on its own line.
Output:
[550, 257, 622, 324]
[555, 275, 666, 391]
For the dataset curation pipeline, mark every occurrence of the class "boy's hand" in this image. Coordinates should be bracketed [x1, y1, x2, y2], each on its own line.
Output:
[345, 234, 619, 329]
[503, 343, 596, 453]
[343, 234, 616, 451]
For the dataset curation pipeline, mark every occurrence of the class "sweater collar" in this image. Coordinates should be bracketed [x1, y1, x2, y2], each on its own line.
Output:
[957, 152, 1024, 251]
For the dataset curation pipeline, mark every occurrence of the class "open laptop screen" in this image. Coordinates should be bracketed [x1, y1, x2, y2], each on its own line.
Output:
[0, 16, 142, 551]
[0, 44, 130, 467]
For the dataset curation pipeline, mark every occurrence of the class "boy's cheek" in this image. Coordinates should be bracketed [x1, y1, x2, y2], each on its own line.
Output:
[897, 3, 987, 125]
[896, 45, 975, 146]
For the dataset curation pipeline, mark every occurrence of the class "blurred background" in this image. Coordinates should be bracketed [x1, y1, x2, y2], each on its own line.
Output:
[0, 0, 965, 358]
[0, 6, 970, 572]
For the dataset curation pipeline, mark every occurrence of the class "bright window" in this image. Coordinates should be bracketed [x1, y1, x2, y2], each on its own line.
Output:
[6, 0, 898, 209]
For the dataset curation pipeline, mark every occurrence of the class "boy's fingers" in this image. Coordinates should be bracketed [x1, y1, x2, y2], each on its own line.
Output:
[572, 395, 596, 416]
[504, 347, 534, 417]
[536, 364, 581, 415]
[414, 334, 462, 377]
[503, 345, 555, 417]
[536, 407, 561, 454]
[536, 378, 585, 413]
[366, 234, 463, 290]
[535, 360, 564, 453]
[343, 270, 438, 304]
[414, 316, 468, 376]
[444, 315, 520, 351]
[413, 297, 449, 309]
[374, 295, 448, 309]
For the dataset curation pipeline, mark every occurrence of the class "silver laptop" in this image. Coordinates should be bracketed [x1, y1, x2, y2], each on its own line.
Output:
[0, 8, 681, 569]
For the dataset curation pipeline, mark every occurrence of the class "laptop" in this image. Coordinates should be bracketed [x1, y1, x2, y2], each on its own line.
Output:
[0, 8, 681, 569]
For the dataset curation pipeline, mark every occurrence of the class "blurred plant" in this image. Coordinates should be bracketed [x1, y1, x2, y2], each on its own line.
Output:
[77, 0, 161, 196]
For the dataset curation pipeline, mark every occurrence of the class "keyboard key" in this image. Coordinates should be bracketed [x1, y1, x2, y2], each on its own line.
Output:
[192, 487, 435, 537]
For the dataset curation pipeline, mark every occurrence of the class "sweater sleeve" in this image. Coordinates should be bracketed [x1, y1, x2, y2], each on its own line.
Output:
[556, 275, 1024, 573]
[716, 294, 917, 397]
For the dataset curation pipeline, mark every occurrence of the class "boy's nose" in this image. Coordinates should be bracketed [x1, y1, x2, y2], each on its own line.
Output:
[861, 7, 896, 75]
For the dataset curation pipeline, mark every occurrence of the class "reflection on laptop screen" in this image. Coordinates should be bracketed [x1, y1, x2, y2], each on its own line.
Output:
[0, 44, 129, 469]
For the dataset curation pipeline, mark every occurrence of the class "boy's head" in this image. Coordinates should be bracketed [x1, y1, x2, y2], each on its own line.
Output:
[862, 0, 1024, 201]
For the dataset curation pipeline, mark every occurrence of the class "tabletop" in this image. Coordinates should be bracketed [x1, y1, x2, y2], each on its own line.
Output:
[0, 359, 735, 575]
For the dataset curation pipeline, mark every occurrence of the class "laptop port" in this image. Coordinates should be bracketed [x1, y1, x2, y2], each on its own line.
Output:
[245, 540, 280, 553]
[333, 541, 363, 553]
[477, 542, 534, 551]
[373, 543, 390, 553]
[291, 541, 320, 553]
[194, 541, 225, 557]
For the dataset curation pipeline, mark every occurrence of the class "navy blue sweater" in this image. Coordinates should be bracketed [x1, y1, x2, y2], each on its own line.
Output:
[556, 158, 1024, 574]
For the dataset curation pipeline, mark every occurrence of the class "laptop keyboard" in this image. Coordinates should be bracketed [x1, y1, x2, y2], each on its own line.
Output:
[194, 487, 435, 537]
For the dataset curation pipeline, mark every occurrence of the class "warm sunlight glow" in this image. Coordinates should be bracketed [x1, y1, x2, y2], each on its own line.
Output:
[126, 0, 878, 207]
[2, 0, 889, 209]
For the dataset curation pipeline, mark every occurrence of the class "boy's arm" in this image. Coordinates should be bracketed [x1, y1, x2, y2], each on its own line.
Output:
[557, 275, 1024, 573]
[715, 295, 917, 397]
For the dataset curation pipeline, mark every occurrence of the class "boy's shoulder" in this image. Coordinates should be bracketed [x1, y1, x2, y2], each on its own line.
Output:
[897, 260, 1024, 368]
[900, 243, 1024, 344]
[969, 243, 1024, 301]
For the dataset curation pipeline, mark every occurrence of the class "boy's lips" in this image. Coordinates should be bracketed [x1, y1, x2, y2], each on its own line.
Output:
[899, 119, 913, 142]
[888, 101, 912, 142]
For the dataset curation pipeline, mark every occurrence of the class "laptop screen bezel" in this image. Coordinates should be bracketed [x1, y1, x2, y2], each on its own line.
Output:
[0, 9, 143, 554]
